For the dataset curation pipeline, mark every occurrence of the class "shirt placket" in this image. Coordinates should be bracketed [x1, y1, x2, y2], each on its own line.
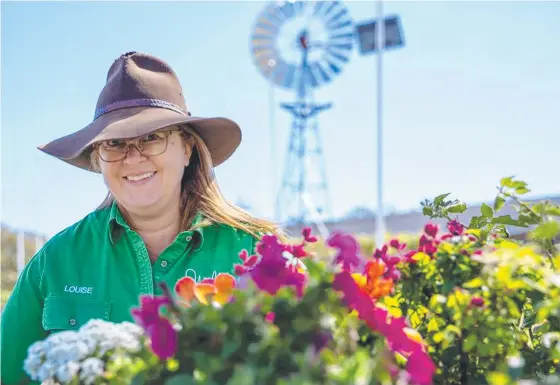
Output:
[128, 230, 154, 296]
[152, 231, 195, 294]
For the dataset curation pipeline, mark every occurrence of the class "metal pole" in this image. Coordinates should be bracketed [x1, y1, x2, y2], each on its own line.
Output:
[375, 0, 386, 248]
[269, 77, 279, 221]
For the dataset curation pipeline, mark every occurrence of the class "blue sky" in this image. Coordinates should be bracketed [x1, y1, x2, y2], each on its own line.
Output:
[2, 1, 559, 237]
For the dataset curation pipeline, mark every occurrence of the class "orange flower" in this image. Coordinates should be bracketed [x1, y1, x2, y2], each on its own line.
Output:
[351, 260, 393, 301]
[174, 273, 236, 306]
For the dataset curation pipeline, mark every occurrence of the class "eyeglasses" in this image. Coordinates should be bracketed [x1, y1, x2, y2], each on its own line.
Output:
[95, 129, 183, 162]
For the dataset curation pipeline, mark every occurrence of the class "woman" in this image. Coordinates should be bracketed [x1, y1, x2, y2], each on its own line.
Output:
[1, 51, 283, 385]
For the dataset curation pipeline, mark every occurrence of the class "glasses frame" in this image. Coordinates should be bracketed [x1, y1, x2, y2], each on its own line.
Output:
[94, 129, 184, 163]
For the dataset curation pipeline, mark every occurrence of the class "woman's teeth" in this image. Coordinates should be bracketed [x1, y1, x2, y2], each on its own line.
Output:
[126, 172, 154, 182]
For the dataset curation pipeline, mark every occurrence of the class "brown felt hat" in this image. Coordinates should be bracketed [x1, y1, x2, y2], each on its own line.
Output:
[38, 51, 242, 172]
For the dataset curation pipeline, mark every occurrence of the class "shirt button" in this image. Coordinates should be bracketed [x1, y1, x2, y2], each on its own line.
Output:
[69, 319, 77, 326]
[161, 261, 168, 268]
[185, 235, 192, 242]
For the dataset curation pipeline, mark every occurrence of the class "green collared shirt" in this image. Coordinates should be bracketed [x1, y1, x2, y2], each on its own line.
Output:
[1, 203, 257, 385]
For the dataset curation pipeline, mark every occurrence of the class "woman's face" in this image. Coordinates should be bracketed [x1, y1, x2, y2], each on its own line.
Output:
[96, 126, 193, 214]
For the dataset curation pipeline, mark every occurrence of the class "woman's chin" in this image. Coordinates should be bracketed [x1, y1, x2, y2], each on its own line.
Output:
[120, 196, 163, 212]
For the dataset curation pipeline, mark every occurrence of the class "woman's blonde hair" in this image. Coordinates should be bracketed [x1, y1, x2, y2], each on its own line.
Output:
[90, 124, 285, 241]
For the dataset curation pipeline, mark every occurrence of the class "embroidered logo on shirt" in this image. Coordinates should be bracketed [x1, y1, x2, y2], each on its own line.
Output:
[184, 269, 219, 283]
[64, 285, 93, 294]
[184, 269, 240, 283]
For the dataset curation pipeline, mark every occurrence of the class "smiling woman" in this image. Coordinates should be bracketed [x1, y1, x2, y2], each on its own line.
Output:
[0, 51, 284, 385]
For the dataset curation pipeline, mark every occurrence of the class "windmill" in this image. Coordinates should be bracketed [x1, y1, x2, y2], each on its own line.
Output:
[250, 0, 354, 225]
[250, 1, 405, 242]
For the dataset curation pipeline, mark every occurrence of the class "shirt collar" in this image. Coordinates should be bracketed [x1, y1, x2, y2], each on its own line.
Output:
[107, 202, 205, 250]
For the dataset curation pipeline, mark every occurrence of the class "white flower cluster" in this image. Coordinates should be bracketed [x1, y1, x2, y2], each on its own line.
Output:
[24, 319, 144, 385]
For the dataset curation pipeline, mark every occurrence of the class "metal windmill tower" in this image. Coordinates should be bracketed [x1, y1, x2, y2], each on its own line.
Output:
[250, 0, 355, 225]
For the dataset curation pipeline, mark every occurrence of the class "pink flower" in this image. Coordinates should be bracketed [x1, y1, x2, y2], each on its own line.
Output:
[419, 235, 438, 256]
[424, 223, 439, 238]
[302, 227, 318, 243]
[470, 296, 485, 307]
[328, 233, 362, 272]
[332, 271, 435, 385]
[406, 350, 437, 385]
[265, 312, 275, 323]
[389, 239, 406, 251]
[146, 317, 177, 359]
[373, 245, 402, 281]
[131, 295, 170, 330]
[131, 295, 177, 359]
[235, 234, 306, 297]
[447, 220, 465, 235]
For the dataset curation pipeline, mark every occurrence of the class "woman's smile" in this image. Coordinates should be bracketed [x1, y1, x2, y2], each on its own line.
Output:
[124, 171, 157, 185]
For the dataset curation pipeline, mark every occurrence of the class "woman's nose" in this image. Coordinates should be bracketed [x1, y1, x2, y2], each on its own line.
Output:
[123, 144, 146, 164]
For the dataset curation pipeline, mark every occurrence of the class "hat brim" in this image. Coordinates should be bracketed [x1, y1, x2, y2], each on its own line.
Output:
[38, 107, 242, 172]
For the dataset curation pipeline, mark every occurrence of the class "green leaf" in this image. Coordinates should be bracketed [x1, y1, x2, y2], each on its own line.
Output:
[463, 277, 483, 289]
[422, 206, 434, 217]
[493, 196, 506, 212]
[487, 372, 511, 385]
[515, 187, 530, 195]
[545, 205, 560, 217]
[131, 373, 146, 385]
[434, 193, 451, 205]
[530, 221, 560, 240]
[433, 332, 445, 344]
[492, 215, 521, 226]
[500, 176, 515, 188]
[448, 203, 467, 214]
[481, 203, 493, 218]
[463, 334, 478, 352]
[165, 374, 197, 385]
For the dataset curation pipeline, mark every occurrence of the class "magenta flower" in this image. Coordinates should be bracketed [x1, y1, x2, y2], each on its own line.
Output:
[406, 350, 437, 385]
[332, 271, 435, 385]
[373, 244, 402, 281]
[131, 295, 170, 330]
[327, 233, 362, 272]
[265, 312, 276, 323]
[146, 318, 177, 359]
[419, 235, 438, 256]
[235, 234, 306, 297]
[470, 296, 485, 307]
[447, 219, 465, 235]
[424, 223, 439, 238]
[302, 227, 318, 243]
[131, 295, 178, 359]
[389, 239, 406, 251]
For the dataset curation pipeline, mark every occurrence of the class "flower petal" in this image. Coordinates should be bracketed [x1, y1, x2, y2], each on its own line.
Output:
[175, 277, 196, 302]
[214, 273, 236, 293]
[193, 283, 216, 305]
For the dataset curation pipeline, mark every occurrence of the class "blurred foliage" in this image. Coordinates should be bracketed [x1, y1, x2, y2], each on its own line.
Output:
[1, 226, 45, 308]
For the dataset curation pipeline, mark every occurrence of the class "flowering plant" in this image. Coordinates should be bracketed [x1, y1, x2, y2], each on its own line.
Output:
[23, 177, 559, 385]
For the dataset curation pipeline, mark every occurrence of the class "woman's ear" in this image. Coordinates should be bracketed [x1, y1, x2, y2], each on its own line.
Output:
[183, 136, 195, 167]
[89, 148, 101, 172]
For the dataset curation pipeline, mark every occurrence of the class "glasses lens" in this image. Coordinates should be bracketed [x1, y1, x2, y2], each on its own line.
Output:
[139, 132, 168, 156]
[99, 139, 127, 161]
[97, 132, 170, 161]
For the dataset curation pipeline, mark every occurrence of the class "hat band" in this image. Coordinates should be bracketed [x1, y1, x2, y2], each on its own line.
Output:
[94, 98, 189, 120]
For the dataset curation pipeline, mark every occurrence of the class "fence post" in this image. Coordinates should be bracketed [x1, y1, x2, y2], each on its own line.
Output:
[17, 230, 26, 276]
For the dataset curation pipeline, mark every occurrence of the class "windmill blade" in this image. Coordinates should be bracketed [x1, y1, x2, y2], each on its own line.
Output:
[309, 62, 331, 86]
[325, 8, 349, 28]
[326, 47, 350, 63]
[281, 63, 297, 89]
[329, 32, 355, 41]
[322, 2, 339, 19]
[313, 1, 328, 17]
[304, 65, 320, 88]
